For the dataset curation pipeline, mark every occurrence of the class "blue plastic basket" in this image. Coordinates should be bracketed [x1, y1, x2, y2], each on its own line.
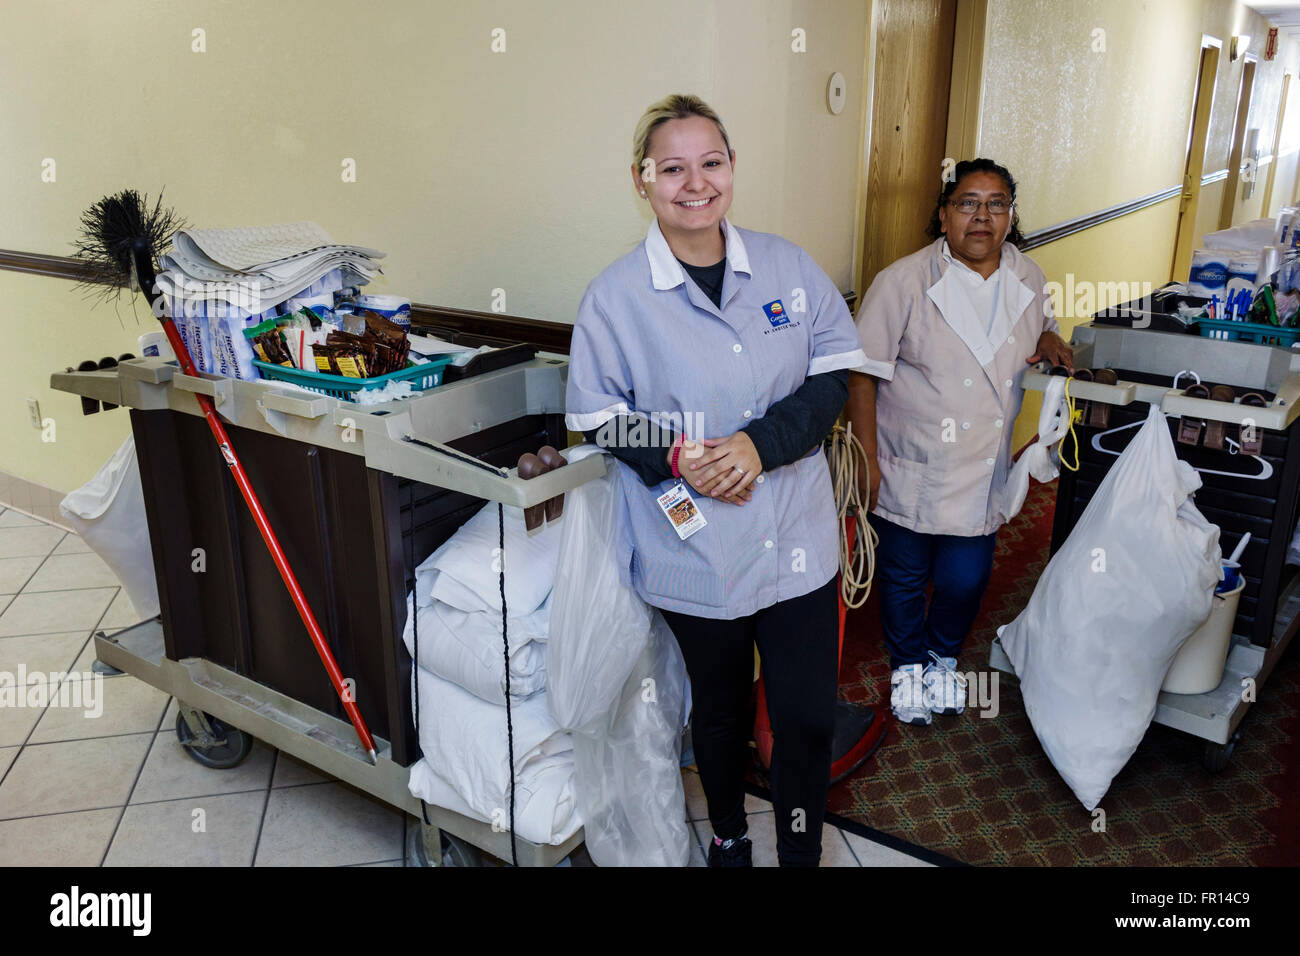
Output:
[252, 356, 453, 400]
[1196, 318, 1300, 347]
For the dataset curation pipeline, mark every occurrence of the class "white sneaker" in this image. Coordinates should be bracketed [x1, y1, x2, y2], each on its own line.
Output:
[923, 652, 967, 715]
[890, 664, 931, 725]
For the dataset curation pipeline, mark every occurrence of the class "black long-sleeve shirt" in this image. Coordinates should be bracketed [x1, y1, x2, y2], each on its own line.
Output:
[583, 372, 849, 486]
[582, 257, 850, 485]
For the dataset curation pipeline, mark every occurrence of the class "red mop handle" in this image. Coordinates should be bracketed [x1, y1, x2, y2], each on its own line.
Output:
[159, 317, 378, 762]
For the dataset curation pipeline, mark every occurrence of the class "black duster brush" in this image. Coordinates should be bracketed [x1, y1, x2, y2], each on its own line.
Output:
[75, 189, 379, 764]
[72, 189, 183, 304]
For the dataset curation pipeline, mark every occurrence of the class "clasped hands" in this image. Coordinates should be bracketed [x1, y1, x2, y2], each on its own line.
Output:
[668, 432, 762, 506]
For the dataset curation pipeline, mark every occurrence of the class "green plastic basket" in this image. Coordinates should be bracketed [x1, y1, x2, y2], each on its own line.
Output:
[252, 356, 453, 400]
[1196, 318, 1300, 347]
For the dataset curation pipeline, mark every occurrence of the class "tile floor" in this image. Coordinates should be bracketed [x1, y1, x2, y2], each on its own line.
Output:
[0, 505, 929, 867]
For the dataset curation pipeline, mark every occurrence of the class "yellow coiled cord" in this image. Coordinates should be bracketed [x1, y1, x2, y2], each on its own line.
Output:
[1060, 376, 1081, 473]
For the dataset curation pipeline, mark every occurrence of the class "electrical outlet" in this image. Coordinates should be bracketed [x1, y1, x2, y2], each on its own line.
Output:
[27, 398, 41, 429]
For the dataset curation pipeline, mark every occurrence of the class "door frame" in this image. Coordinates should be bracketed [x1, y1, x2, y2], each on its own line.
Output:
[944, 0, 987, 164]
[1172, 35, 1223, 283]
[850, 1, 881, 304]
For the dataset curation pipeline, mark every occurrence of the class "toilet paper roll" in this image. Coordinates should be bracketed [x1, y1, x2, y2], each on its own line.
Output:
[1188, 247, 1229, 299]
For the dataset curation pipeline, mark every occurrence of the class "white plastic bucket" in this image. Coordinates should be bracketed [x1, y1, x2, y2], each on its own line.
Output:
[1162, 578, 1246, 695]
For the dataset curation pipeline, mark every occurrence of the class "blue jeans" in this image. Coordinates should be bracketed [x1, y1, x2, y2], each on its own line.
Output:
[869, 514, 998, 670]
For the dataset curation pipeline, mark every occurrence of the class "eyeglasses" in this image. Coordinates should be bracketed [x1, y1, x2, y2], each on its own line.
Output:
[947, 198, 1014, 215]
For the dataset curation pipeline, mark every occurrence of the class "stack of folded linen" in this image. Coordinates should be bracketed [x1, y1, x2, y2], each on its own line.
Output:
[404, 502, 580, 846]
[155, 222, 385, 378]
[159, 221, 383, 313]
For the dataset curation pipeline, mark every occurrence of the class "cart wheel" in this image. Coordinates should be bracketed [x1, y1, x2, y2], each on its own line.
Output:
[440, 832, 484, 868]
[406, 823, 484, 868]
[1201, 730, 1241, 773]
[175, 712, 253, 769]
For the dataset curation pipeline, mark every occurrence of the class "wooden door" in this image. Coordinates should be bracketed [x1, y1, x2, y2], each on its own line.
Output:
[1219, 57, 1258, 228]
[858, 0, 958, 296]
[1261, 73, 1291, 215]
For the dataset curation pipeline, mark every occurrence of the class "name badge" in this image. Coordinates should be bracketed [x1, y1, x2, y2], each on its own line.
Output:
[763, 300, 789, 327]
[657, 482, 707, 540]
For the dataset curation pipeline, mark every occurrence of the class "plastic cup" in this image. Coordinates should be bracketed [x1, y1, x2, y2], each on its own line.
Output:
[1217, 560, 1241, 593]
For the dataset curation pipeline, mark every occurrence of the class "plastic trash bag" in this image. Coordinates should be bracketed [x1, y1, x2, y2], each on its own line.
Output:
[548, 451, 651, 729]
[994, 374, 1069, 525]
[570, 612, 691, 867]
[998, 405, 1221, 810]
[548, 448, 691, 865]
[58, 435, 160, 620]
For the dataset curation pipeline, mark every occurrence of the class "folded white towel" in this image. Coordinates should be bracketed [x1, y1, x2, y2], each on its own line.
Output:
[409, 665, 576, 843]
[402, 594, 548, 704]
[408, 757, 579, 849]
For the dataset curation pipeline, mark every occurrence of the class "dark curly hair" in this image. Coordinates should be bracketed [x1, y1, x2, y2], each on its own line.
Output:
[926, 158, 1025, 248]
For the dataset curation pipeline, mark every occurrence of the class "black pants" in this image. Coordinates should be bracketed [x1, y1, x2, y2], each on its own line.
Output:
[660, 575, 840, 866]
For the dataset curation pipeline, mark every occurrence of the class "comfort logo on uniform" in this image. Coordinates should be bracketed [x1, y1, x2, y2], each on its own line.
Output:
[763, 300, 789, 327]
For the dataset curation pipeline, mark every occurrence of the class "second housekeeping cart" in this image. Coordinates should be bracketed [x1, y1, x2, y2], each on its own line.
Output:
[990, 321, 1300, 771]
[52, 345, 604, 866]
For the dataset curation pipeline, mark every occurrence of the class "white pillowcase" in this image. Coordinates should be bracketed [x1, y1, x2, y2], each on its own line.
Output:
[415, 502, 561, 616]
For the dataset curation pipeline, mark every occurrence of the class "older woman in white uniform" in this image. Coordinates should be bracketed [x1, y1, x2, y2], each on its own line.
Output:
[566, 94, 865, 866]
[846, 158, 1072, 726]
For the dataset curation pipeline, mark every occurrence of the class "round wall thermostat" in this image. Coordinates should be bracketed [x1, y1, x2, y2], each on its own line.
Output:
[827, 72, 846, 115]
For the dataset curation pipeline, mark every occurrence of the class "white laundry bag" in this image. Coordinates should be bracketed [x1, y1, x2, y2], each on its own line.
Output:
[548, 449, 691, 866]
[58, 435, 160, 620]
[999, 405, 1221, 810]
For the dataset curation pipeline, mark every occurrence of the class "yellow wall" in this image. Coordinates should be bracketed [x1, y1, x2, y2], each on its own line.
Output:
[0, 270, 145, 491]
[981, 0, 1200, 230]
[977, 0, 1300, 448]
[981, 0, 1300, 232]
[0, 0, 870, 492]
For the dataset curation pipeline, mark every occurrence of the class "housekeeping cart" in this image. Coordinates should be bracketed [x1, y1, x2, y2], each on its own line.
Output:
[989, 320, 1300, 771]
[52, 345, 604, 866]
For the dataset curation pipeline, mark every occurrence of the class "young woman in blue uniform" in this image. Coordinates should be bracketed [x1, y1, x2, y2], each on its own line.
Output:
[566, 94, 865, 866]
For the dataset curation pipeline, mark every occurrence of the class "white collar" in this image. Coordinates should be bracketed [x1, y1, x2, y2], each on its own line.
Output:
[646, 217, 751, 291]
[927, 240, 1035, 370]
[941, 239, 1002, 284]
